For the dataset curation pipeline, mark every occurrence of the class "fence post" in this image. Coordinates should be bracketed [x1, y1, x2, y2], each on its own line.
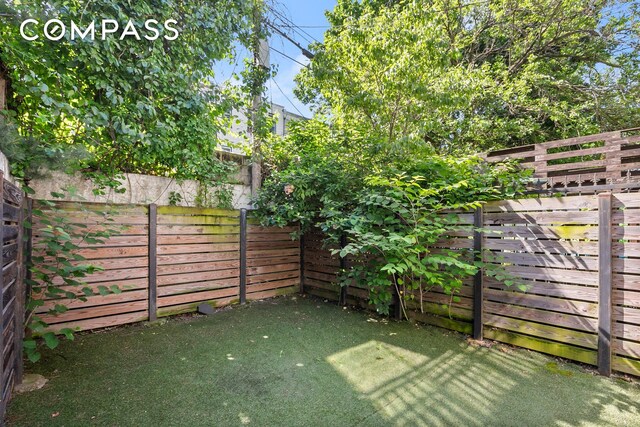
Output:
[299, 233, 305, 294]
[239, 208, 247, 304]
[0, 172, 5, 413]
[148, 204, 157, 322]
[473, 206, 484, 340]
[339, 234, 347, 305]
[598, 192, 613, 376]
[13, 194, 26, 385]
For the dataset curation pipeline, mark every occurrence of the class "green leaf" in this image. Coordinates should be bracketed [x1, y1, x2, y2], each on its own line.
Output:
[42, 332, 59, 350]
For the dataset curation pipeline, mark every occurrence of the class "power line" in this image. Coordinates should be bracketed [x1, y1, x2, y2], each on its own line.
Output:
[280, 25, 329, 29]
[266, 21, 314, 59]
[267, 5, 321, 44]
[271, 78, 305, 117]
[269, 46, 309, 68]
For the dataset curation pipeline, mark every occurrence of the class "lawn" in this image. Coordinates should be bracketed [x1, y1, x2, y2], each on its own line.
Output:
[7, 296, 640, 426]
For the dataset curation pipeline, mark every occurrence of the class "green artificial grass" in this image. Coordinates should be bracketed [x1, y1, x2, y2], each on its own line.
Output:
[7, 296, 640, 426]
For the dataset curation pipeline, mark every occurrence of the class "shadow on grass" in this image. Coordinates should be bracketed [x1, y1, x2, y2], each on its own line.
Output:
[7, 296, 640, 426]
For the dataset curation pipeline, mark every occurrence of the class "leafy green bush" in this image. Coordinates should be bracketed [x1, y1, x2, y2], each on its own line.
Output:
[254, 119, 529, 315]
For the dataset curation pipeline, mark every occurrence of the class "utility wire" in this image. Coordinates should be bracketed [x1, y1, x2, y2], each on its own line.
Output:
[267, 5, 321, 44]
[271, 77, 305, 117]
[269, 46, 309, 68]
[266, 21, 315, 59]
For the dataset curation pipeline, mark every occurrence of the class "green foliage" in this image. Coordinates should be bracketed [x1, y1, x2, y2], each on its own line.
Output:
[255, 119, 530, 315]
[0, 115, 88, 184]
[0, 0, 251, 190]
[168, 191, 183, 206]
[297, 0, 640, 153]
[24, 189, 124, 362]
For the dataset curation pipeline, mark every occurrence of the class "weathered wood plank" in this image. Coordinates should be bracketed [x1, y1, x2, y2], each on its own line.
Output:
[484, 277, 598, 302]
[305, 270, 338, 283]
[45, 311, 149, 333]
[487, 251, 598, 271]
[613, 322, 640, 342]
[246, 270, 299, 285]
[41, 300, 148, 324]
[612, 339, 640, 359]
[157, 251, 238, 265]
[158, 279, 239, 296]
[157, 225, 240, 235]
[248, 225, 298, 233]
[157, 269, 238, 286]
[156, 297, 238, 317]
[484, 328, 597, 365]
[484, 211, 599, 225]
[49, 267, 148, 285]
[246, 278, 299, 293]
[482, 225, 598, 240]
[484, 314, 598, 349]
[36, 290, 148, 313]
[484, 301, 597, 333]
[156, 205, 239, 217]
[246, 240, 299, 250]
[613, 306, 640, 326]
[158, 287, 239, 307]
[484, 196, 598, 212]
[247, 248, 299, 259]
[157, 234, 239, 245]
[247, 232, 296, 242]
[496, 265, 599, 286]
[246, 286, 298, 301]
[613, 193, 640, 208]
[247, 263, 299, 276]
[484, 288, 598, 317]
[3, 181, 22, 206]
[483, 238, 599, 255]
[612, 356, 640, 377]
[249, 255, 299, 268]
[157, 259, 239, 276]
[157, 243, 239, 255]
[407, 310, 473, 334]
[2, 225, 18, 243]
[157, 215, 240, 226]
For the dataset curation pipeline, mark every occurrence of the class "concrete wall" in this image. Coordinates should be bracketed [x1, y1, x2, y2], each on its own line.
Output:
[30, 170, 253, 209]
[0, 149, 13, 183]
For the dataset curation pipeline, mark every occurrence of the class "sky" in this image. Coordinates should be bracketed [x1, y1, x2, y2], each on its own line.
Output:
[214, 0, 337, 118]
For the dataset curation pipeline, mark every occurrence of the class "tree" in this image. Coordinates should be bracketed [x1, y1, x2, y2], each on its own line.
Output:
[0, 0, 253, 189]
[296, 0, 640, 153]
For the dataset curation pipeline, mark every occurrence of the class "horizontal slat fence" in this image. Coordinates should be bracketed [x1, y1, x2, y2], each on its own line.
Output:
[611, 193, 640, 376]
[482, 196, 601, 366]
[0, 174, 26, 420]
[32, 203, 300, 332]
[156, 206, 241, 316]
[302, 211, 476, 333]
[302, 192, 640, 378]
[246, 224, 300, 301]
[33, 202, 150, 331]
[406, 211, 475, 334]
[483, 128, 640, 192]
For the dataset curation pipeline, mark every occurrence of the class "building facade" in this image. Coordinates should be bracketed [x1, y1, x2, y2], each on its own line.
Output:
[218, 102, 306, 156]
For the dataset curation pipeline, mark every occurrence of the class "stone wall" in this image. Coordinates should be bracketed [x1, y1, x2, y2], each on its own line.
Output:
[30, 169, 252, 209]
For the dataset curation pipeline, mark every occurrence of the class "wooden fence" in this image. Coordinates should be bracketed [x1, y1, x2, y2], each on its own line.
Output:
[484, 128, 640, 193]
[302, 193, 640, 378]
[33, 203, 300, 333]
[0, 174, 27, 420]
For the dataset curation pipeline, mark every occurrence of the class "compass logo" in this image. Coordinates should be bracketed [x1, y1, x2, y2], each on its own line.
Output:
[19, 19, 179, 41]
